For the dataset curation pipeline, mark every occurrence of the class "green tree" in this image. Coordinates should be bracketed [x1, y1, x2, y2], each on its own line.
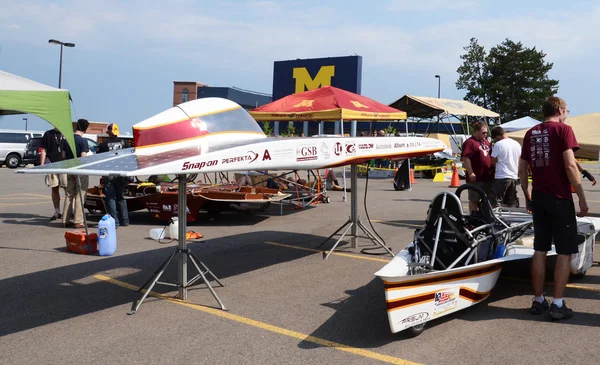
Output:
[262, 121, 273, 136]
[456, 38, 490, 110]
[456, 38, 559, 121]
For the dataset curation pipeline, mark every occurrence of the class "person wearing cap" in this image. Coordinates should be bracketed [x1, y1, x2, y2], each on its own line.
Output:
[98, 123, 131, 227]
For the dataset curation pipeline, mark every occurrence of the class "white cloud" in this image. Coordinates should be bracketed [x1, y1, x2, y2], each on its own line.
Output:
[386, 0, 479, 12]
[3, 24, 21, 31]
[1, 0, 599, 77]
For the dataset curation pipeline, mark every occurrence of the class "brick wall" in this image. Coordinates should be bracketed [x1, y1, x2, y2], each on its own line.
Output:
[173, 81, 205, 106]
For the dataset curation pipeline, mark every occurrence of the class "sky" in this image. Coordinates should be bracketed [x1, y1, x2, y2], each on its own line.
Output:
[1, 0, 600, 133]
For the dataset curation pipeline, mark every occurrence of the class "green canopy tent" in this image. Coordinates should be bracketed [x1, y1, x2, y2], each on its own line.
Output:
[0, 69, 75, 153]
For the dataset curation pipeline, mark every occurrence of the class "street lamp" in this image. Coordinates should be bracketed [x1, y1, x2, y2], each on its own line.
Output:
[48, 39, 75, 88]
[434, 74, 441, 98]
[23, 117, 28, 131]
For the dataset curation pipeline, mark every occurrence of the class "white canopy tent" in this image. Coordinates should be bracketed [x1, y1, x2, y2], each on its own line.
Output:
[500, 116, 540, 132]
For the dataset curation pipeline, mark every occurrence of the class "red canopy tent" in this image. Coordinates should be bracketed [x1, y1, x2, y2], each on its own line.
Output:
[249, 86, 407, 121]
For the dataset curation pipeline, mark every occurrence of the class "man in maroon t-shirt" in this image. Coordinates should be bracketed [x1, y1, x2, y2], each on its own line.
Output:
[461, 121, 494, 213]
[519, 96, 588, 321]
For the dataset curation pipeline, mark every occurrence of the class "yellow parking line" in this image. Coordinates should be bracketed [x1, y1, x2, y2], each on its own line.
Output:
[23, 193, 52, 198]
[0, 193, 50, 198]
[94, 274, 421, 365]
[264, 241, 392, 263]
[0, 201, 50, 207]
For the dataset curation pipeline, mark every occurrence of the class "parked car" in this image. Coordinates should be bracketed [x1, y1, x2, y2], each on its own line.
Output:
[24, 137, 99, 166]
[0, 129, 44, 168]
[23, 137, 44, 166]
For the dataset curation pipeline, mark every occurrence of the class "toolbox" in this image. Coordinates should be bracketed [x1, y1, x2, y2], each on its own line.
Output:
[64, 230, 98, 255]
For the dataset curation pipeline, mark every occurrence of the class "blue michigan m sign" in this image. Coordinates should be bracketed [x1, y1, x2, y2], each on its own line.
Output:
[272, 56, 362, 100]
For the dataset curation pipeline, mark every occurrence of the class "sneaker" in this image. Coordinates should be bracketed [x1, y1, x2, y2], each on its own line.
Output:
[548, 301, 574, 320]
[50, 213, 62, 221]
[529, 298, 550, 314]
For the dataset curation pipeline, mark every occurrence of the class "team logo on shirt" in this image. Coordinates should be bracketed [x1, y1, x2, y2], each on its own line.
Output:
[479, 143, 490, 157]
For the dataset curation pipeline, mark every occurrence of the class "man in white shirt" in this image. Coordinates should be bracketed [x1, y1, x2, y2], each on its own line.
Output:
[490, 126, 522, 208]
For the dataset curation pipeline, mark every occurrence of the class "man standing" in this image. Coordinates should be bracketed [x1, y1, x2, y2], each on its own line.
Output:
[519, 96, 588, 320]
[461, 122, 494, 213]
[40, 127, 67, 221]
[490, 126, 521, 208]
[61, 119, 90, 228]
[98, 123, 131, 228]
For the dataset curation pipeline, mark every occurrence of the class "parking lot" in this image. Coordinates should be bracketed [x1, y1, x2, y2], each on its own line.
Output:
[1, 165, 599, 365]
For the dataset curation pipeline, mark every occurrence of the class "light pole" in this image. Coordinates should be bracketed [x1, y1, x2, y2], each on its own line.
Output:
[23, 117, 28, 131]
[48, 39, 75, 88]
[434, 74, 441, 98]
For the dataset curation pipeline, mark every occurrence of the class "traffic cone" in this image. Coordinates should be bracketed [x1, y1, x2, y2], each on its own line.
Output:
[410, 168, 416, 184]
[449, 162, 460, 188]
[571, 185, 575, 193]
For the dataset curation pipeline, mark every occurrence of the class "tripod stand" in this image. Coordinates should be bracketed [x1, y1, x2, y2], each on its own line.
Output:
[129, 174, 227, 314]
[318, 164, 394, 260]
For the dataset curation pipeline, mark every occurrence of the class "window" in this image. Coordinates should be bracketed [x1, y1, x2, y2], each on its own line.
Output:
[86, 138, 98, 153]
[181, 88, 189, 103]
[0, 132, 28, 143]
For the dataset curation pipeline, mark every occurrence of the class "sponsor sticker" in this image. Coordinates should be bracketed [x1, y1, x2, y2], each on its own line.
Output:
[320, 142, 331, 160]
[182, 160, 218, 171]
[358, 143, 373, 150]
[433, 287, 459, 317]
[399, 311, 429, 329]
[264, 147, 294, 160]
[334, 142, 343, 156]
[376, 143, 392, 150]
[221, 151, 258, 164]
[394, 143, 406, 148]
[296, 145, 318, 162]
[344, 141, 356, 156]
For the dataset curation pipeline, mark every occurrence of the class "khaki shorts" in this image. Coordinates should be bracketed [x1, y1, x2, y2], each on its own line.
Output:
[45, 173, 67, 188]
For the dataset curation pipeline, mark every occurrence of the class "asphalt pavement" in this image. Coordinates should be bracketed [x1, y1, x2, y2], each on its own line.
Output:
[1, 164, 599, 365]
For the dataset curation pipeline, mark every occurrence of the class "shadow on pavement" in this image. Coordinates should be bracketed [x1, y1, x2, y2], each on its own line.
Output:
[0, 230, 325, 338]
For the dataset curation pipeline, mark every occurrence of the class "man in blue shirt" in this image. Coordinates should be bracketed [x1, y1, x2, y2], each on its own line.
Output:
[61, 119, 90, 228]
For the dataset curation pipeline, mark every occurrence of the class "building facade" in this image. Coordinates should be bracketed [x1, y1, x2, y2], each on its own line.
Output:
[172, 81, 271, 110]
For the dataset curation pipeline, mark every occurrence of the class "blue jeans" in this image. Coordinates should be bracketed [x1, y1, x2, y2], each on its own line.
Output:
[103, 177, 129, 227]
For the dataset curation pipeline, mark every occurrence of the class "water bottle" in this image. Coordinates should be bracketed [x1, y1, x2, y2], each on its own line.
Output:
[169, 217, 179, 240]
[493, 244, 505, 259]
[98, 214, 117, 256]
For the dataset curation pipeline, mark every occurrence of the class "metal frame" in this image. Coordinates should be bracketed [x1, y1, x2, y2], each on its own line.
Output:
[318, 120, 394, 259]
[413, 192, 533, 272]
[129, 174, 227, 314]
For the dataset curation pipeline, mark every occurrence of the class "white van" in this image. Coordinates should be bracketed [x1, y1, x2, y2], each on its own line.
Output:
[0, 129, 45, 168]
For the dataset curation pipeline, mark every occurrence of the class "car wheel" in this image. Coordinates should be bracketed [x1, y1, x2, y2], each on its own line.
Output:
[6, 154, 22, 169]
[407, 323, 426, 337]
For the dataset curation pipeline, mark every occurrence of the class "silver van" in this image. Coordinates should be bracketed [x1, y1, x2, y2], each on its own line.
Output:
[0, 129, 45, 168]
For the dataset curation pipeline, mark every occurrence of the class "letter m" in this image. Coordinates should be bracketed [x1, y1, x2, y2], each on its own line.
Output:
[293, 66, 335, 94]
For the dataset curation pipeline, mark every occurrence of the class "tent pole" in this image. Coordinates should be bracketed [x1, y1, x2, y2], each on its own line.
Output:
[406, 118, 411, 190]
[341, 119, 347, 202]
[350, 120, 358, 248]
[274, 121, 280, 136]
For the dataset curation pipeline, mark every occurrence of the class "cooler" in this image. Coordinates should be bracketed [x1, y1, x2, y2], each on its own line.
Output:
[64, 231, 99, 255]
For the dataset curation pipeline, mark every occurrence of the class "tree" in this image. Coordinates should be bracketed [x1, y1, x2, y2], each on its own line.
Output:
[456, 38, 559, 121]
[456, 38, 490, 110]
[262, 121, 273, 136]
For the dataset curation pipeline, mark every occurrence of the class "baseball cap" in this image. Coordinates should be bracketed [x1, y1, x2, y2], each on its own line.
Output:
[107, 123, 120, 135]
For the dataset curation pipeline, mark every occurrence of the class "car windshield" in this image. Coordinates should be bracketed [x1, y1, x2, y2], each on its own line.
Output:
[27, 138, 43, 148]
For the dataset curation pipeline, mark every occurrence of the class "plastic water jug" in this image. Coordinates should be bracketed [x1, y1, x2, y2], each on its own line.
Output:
[169, 217, 179, 240]
[149, 228, 166, 241]
[493, 244, 505, 259]
[98, 214, 117, 256]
